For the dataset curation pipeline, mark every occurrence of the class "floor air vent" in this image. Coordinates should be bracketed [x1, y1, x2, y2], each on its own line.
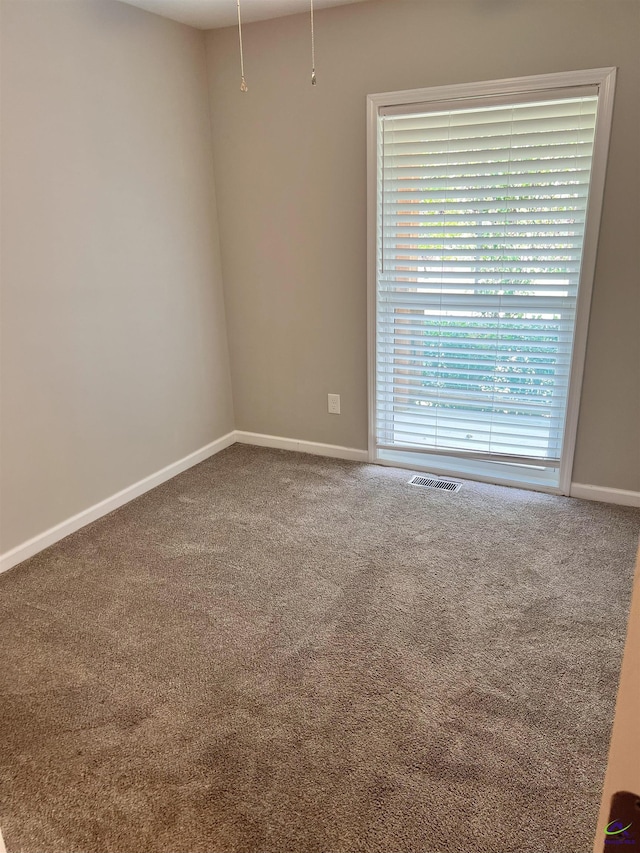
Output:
[408, 475, 462, 493]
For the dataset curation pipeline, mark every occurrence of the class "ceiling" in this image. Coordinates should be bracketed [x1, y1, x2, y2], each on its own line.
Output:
[117, 0, 370, 30]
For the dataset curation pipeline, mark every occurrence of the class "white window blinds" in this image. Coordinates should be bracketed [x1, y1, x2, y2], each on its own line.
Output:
[376, 93, 599, 466]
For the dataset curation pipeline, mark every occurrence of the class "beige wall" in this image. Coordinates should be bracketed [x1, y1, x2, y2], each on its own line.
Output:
[0, 0, 234, 553]
[206, 0, 640, 492]
[1, 0, 637, 558]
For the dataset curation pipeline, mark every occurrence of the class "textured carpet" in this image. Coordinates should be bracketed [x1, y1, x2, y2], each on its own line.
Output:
[1, 445, 639, 853]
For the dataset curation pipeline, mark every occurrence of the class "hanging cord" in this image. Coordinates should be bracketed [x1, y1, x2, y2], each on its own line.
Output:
[310, 0, 316, 85]
[237, 0, 248, 92]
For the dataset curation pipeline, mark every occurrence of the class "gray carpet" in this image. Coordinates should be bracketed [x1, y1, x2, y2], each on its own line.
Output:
[1, 444, 638, 853]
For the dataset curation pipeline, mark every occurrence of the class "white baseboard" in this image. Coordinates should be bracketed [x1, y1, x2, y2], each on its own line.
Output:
[2, 430, 636, 576]
[234, 431, 369, 463]
[570, 483, 640, 508]
[0, 431, 236, 575]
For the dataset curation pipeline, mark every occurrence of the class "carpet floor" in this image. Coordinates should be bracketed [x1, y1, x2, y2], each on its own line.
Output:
[1, 444, 639, 853]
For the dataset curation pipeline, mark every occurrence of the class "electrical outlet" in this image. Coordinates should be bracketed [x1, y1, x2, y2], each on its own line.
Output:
[328, 393, 341, 415]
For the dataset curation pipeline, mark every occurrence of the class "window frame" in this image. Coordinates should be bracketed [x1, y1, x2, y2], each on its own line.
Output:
[366, 67, 617, 495]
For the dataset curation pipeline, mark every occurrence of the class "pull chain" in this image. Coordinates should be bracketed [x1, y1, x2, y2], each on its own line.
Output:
[237, 0, 248, 92]
[310, 0, 316, 85]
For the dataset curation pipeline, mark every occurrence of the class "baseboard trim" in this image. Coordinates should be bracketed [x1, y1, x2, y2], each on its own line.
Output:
[0, 431, 237, 575]
[570, 483, 640, 507]
[234, 431, 369, 463]
[3, 432, 636, 575]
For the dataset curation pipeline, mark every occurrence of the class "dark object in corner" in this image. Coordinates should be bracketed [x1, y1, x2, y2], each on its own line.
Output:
[604, 791, 640, 849]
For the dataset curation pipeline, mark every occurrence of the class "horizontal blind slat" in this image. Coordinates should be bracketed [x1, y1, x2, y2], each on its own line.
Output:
[381, 129, 596, 155]
[384, 144, 595, 168]
[378, 422, 561, 447]
[382, 97, 597, 129]
[377, 404, 567, 420]
[382, 213, 588, 227]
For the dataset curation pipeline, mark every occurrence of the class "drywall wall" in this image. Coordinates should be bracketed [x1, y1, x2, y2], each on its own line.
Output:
[205, 0, 640, 492]
[0, 0, 234, 553]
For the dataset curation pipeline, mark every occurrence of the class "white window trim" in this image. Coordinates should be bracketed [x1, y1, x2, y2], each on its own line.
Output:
[366, 68, 617, 495]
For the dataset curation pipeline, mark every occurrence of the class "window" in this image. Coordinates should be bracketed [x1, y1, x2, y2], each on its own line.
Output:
[367, 69, 616, 493]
